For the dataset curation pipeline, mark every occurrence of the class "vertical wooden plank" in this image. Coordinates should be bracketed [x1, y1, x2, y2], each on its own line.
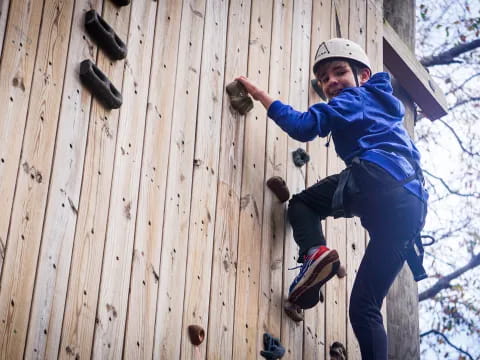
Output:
[179, 0, 229, 358]
[0, 0, 75, 357]
[325, 0, 349, 353]
[332, 0, 349, 37]
[232, 0, 273, 357]
[366, 0, 388, 339]
[122, 0, 182, 358]
[384, 2, 421, 358]
[0, 0, 43, 277]
[0, 0, 9, 58]
[303, 0, 331, 358]
[259, 0, 292, 352]
[344, 0, 367, 358]
[152, 0, 206, 358]
[25, 1, 102, 358]
[206, 0, 251, 358]
[281, 0, 312, 358]
[366, 0, 382, 74]
[262, 0, 293, 334]
[90, 0, 157, 357]
[58, 2, 131, 358]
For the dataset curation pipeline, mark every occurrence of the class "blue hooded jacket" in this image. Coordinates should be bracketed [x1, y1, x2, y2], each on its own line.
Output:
[267, 72, 427, 201]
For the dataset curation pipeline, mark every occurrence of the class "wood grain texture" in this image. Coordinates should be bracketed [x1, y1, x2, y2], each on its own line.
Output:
[366, 0, 383, 74]
[25, 0, 102, 358]
[366, 0, 389, 336]
[0, 0, 75, 357]
[0, 0, 419, 357]
[280, 0, 312, 358]
[383, 20, 448, 120]
[385, 0, 421, 357]
[325, 0, 348, 353]
[345, 0, 367, 357]
[123, 0, 182, 358]
[91, 0, 157, 357]
[0, 0, 9, 58]
[232, 0, 273, 358]
[258, 0, 292, 351]
[0, 0, 44, 278]
[58, 2, 131, 358]
[180, 0, 230, 358]
[303, 0, 331, 358]
[152, 0, 207, 358]
[206, 0, 252, 358]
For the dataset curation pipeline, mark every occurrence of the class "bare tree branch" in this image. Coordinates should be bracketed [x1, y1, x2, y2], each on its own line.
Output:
[419, 253, 480, 301]
[448, 96, 480, 112]
[420, 39, 480, 66]
[448, 72, 480, 94]
[423, 169, 480, 197]
[426, 217, 472, 243]
[436, 119, 480, 156]
[420, 330, 474, 359]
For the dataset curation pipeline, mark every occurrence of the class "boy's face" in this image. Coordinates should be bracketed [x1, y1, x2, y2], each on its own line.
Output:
[315, 60, 370, 100]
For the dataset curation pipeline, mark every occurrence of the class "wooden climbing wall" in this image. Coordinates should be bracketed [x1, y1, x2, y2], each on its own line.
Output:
[0, 0, 383, 358]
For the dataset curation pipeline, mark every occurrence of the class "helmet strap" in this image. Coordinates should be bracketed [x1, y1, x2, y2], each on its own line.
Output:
[349, 61, 359, 87]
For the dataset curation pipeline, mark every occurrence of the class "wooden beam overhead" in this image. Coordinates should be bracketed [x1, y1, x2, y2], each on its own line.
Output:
[383, 20, 448, 120]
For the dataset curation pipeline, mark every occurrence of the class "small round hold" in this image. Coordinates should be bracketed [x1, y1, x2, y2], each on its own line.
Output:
[337, 265, 346, 278]
[284, 300, 304, 322]
[329, 341, 347, 360]
[188, 324, 205, 346]
[292, 148, 310, 167]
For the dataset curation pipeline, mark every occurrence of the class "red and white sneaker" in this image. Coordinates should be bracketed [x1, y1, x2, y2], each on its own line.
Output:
[287, 246, 340, 309]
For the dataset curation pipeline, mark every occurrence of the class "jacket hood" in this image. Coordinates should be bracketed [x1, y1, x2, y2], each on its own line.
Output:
[365, 72, 393, 93]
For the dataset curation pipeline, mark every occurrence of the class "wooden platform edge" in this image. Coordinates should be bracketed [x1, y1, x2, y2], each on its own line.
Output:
[383, 20, 448, 121]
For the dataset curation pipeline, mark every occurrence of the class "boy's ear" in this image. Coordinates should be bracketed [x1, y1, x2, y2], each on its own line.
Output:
[359, 68, 371, 85]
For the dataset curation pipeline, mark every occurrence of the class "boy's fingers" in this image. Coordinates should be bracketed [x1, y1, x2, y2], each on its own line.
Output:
[235, 75, 247, 83]
[240, 80, 257, 93]
[233, 77, 263, 100]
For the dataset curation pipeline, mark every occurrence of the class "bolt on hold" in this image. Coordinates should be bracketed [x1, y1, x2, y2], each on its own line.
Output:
[79, 59, 122, 109]
[85, 10, 127, 60]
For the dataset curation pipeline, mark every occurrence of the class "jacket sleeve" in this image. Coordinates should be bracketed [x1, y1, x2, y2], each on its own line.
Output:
[267, 100, 331, 142]
[267, 89, 364, 142]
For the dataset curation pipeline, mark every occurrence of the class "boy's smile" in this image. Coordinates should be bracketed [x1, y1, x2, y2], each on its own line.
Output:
[315, 60, 370, 100]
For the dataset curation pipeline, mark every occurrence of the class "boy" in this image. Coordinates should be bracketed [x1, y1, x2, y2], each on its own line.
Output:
[236, 38, 428, 359]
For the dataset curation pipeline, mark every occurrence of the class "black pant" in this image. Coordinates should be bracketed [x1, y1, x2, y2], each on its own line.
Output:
[287, 160, 426, 359]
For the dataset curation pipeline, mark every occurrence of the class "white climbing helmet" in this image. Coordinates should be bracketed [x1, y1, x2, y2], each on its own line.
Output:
[312, 38, 371, 75]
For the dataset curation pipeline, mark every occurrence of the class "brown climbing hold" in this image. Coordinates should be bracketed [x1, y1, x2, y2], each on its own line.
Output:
[226, 80, 254, 115]
[284, 300, 304, 322]
[337, 265, 346, 278]
[188, 324, 205, 346]
[329, 341, 347, 360]
[266, 176, 290, 203]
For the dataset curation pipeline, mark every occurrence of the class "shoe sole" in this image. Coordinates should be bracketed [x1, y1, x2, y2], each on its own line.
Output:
[288, 250, 340, 309]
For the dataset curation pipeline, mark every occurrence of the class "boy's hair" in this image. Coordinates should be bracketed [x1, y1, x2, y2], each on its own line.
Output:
[312, 58, 371, 101]
[315, 58, 369, 78]
[349, 60, 370, 76]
